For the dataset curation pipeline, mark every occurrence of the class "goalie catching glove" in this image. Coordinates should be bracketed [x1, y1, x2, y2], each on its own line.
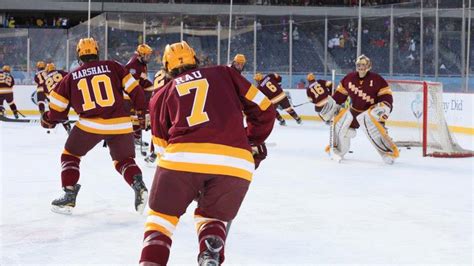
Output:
[251, 142, 267, 169]
[370, 102, 391, 122]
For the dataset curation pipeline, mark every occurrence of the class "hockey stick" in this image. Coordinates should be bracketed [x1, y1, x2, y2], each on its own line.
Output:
[17, 111, 27, 118]
[327, 70, 336, 155]
[293, 101, 311, 108]
[0, 115, 40, 123]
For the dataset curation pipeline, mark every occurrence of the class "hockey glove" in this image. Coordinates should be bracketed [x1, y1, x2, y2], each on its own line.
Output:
[40, 111, 57, 129]
[370, 102, 391, 121]
[251, 142, 267, 169]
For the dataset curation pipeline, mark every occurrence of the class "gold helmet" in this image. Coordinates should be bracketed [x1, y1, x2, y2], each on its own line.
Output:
[254, 73, 264, 83]
[356, 54, 372, 78]
[2, 65, 11, 72]
[136, 44, 153, 56]
[76, 38, 99, 57]
[233, 54, 246, 65]
[45, 63, 56, 73]
[306, 73, 315, 82]
[162, 41, 197, 72]
[36, 61, 46, 70]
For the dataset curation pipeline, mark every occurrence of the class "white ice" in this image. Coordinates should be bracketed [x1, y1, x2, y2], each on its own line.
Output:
[1, 119, 472, 265]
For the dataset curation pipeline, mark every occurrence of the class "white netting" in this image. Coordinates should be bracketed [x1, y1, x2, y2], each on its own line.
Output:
[388, 80, 473, 157]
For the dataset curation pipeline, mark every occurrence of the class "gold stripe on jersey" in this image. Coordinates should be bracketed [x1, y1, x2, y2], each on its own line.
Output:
[152, 136, 168, 157]
[377, 86, 392, 96]
[76, 116, 133, 135]
[145, 210, 179, 237]
[165, 143, 254, 163]
[245, 85, 272, 111]
[159, 160, 253, 181]
[123, 73, 139, 94]
[0, 88, 13, 94]
[270, 91, 286, 105]
[336, 84, 349, 95]
[49, 91, 69, 112]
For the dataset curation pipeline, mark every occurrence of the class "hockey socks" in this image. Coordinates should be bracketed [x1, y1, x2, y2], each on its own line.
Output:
[60, 153, 81, 187]
[114, 158, 142, 185]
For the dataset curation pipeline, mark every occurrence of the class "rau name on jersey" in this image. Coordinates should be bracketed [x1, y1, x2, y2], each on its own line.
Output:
[174, 71, 202, 85]
[72, 65, 111, 80]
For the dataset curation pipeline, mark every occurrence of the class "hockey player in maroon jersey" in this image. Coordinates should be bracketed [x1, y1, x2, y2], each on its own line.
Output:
[305, 72, 333, 114]
[40, 38, 149, 214]
[139, 41, 275, 265]
[143, 68, 172, 165]
[34, 61, 49, 115]
[125, 44, 154, 148]
[42, 63, 72, 133]
[317, 55, 399, 164]
[0, 65, 20, 119]
[230, 53, 246, 73]
[254, 72, 302, 126]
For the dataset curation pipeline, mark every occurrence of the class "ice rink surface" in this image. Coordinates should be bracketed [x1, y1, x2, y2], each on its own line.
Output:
[1, 119, 472, 265]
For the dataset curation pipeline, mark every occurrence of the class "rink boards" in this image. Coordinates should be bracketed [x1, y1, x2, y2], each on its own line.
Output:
[5, 85, 474, 135]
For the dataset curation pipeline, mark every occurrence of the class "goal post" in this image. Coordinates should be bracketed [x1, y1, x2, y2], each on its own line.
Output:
[388, 79, 473, 158]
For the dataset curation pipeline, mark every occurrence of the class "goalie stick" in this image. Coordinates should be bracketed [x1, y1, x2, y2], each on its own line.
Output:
[327, 70, 336, 156]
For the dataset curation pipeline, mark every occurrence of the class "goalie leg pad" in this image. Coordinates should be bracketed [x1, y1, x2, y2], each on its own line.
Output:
[356, 110, 399, 163]
[332, 108, 354, 158]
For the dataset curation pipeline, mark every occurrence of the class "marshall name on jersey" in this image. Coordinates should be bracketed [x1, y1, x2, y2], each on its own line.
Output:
[48, 60, 145, 135]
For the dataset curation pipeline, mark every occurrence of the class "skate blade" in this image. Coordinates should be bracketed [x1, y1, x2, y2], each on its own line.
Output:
[51, 205, 73, 215]
[330, 152, 343, 163]
[136, 191, 149, 214]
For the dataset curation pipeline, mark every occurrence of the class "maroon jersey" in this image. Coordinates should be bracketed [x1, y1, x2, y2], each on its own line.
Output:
[306, 79, 333, 112]
[0, 71, 14, 95]
[126, 54, 153, 91]
[149, 65, 275, 181]
[48, 60, 146, 135]
[152, 69, 171, 93]
[333, 71, 393, 114]
[256, 73, 287, 105]
[34, 70, 48, 94]
[44, 70, 68, 97]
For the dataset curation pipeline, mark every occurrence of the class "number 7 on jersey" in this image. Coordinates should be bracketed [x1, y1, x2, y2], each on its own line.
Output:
[176, 79, 210, 127]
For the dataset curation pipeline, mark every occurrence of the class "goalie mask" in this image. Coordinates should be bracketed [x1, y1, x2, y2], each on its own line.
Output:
[232, 54, 246, 73]
[356, 54, 372, 78]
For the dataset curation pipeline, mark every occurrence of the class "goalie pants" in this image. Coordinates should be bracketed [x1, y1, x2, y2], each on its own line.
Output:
[61, 126, 141, 187]
[140, 167, 250, 265]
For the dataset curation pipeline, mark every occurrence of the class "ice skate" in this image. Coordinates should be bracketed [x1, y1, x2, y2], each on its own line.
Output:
[51, 184, 81, 215]
[134, 138, 149, 148]
[131, 175, 148, 214]
[296, 117, 303, 125]
[144, 153, 157, 167]
[198, 236, 224, 266]
[278, 119, 286, 126]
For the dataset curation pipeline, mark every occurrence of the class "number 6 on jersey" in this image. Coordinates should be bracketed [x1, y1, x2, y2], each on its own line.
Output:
[176, 79, 209, 127]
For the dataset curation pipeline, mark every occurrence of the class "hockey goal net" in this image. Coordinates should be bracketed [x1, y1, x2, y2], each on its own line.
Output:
[388, 80, 473, 158]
